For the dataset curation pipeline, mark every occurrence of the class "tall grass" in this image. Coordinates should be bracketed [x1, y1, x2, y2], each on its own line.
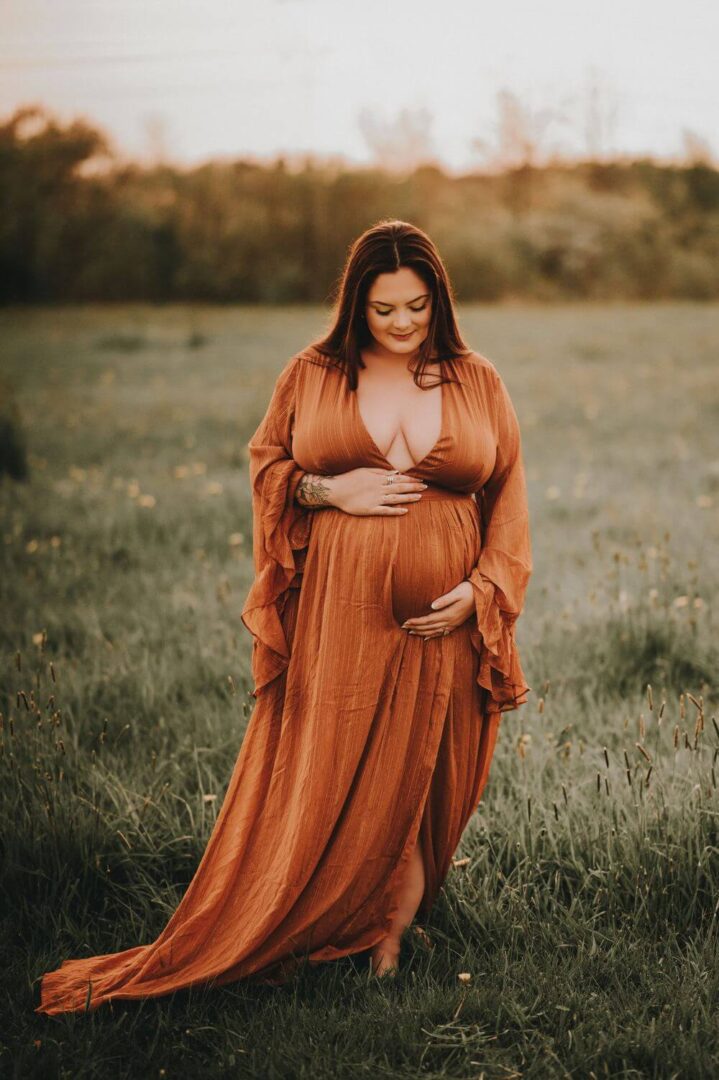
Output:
[1, 302, 718, 1078]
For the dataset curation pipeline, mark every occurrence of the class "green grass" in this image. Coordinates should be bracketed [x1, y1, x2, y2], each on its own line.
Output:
[1, 301, 718, 1078]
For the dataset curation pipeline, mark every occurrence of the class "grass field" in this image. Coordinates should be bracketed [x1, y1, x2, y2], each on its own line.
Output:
[1, 301, 718, 1078]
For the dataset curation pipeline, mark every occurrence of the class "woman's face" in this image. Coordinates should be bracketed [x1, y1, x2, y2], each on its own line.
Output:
[364, 267, 433, 354]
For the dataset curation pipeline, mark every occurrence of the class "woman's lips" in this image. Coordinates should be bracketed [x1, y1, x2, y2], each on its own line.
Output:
[390, 331, 415, 339]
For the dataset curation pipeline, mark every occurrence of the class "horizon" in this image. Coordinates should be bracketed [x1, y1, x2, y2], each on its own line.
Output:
[1, 0, 718, 174]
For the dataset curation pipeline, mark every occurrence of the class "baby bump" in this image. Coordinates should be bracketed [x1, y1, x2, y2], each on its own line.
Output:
[390, 486, 481, 626]
[303, 483, 482, 631]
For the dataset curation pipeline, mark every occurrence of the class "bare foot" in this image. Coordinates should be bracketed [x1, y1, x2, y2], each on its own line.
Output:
[370, 937, 401, 977]
[370, 834, 426, 978]
[411, 925, 434, 950]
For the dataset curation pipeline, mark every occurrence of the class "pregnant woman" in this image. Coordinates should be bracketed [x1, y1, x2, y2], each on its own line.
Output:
[36, 219, 532, 1014]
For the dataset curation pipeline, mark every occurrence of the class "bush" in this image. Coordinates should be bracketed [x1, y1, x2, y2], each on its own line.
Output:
[0, 378, 28, 481]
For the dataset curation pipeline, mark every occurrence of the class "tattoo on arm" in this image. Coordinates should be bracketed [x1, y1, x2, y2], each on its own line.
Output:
[295, 473, 335, 507]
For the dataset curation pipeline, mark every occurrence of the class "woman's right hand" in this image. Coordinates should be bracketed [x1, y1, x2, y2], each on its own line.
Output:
[328, 468, 427, 516]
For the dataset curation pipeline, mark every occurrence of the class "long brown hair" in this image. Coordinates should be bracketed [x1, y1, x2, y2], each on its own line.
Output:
[309, 219, 472, 391]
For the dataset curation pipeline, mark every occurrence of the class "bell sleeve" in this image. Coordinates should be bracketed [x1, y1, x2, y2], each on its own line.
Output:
[467, 368, 533, 714]
[240, 355, 312, 697]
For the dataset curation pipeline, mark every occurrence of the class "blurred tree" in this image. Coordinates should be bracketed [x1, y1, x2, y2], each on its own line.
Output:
[358, 106, 438, 174]
[681, 128, 715, 168]
[0, 104, 717, 303]
[472, 89, 560, 215]
[582, 66, 620, 162]
[0, 377, 28, 481]
[0, 106, 112, 299]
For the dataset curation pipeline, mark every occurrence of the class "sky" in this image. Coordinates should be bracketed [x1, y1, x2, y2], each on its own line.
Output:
[1, 0, 718, 172]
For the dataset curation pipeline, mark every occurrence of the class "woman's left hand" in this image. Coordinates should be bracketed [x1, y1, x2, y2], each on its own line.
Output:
[400, 580, 475, 640]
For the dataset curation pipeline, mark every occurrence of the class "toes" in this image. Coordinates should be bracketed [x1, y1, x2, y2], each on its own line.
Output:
[370, 941, 401, 977]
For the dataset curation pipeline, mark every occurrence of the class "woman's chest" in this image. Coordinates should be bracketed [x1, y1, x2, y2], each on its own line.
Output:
[354, 370, 443, 473]
[291, 359, 497, 493]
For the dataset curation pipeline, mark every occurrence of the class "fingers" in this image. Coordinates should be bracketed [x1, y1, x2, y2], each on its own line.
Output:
[372, 469, 414, 481]
[403, 607, 460, 629]
[375, 469, 427, 491]
[403, 618, 452, 632]
[370, 475, 427, 515]
[407, 627, 453, 639]
[379, 485, 427, 497]
[407, 619, 455, 638]
[380, 492, 424, 505]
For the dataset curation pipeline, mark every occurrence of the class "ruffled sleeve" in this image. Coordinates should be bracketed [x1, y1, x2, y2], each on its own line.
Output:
[468, 366, 533, 714]
[240, 354, 312, 697]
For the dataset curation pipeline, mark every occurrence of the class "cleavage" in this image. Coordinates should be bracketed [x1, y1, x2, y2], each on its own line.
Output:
[356, 374, 442, 470]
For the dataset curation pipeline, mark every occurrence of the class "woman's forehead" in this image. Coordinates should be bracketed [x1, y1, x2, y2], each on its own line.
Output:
[366, 268, 430, 304]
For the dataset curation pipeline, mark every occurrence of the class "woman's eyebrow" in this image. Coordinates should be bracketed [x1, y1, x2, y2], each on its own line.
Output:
[368, 292, 430, 307]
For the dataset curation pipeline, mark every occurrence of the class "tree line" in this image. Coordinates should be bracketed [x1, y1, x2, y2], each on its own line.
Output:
[2, 106, 719, 304]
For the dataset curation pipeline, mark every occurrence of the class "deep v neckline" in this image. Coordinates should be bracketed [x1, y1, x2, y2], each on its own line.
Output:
[350, 369, 446, 472]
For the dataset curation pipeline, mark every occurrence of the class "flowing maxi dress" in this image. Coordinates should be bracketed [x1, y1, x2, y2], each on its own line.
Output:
[35, 346, 532, 1016]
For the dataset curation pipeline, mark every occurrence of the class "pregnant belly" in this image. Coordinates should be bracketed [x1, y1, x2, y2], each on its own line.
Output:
[390, 485, 481, 624]
[305, 483, 482, 629]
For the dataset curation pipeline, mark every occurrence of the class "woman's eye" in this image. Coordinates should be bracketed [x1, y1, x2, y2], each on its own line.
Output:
[375, 304, 427, 317]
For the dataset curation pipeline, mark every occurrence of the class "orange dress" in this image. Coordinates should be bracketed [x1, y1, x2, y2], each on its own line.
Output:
[35, 346, 532, 1016]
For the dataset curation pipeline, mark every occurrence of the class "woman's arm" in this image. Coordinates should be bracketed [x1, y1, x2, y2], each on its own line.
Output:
[294, 469, 427, 515]
[467, 367, 533, 713]
[294, 472, 339, 507]
[240, 355, 313, 696]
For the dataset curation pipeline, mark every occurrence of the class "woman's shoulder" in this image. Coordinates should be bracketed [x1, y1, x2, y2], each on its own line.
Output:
[295, 344, 341, 368]
[277, 345, 344, 383]
[270, 345, 336, 389]
[287, 344, 502, 386]
[453, 348, 503, 388]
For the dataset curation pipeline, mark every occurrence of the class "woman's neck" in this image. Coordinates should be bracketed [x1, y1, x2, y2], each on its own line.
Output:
[362, 345, 417, 366]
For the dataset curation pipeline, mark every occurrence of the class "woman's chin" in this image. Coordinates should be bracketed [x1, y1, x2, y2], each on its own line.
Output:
[382, 334, 425, 351]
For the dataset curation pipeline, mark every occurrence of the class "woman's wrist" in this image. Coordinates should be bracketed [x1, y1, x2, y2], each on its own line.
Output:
[295, 472, 341, 508]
